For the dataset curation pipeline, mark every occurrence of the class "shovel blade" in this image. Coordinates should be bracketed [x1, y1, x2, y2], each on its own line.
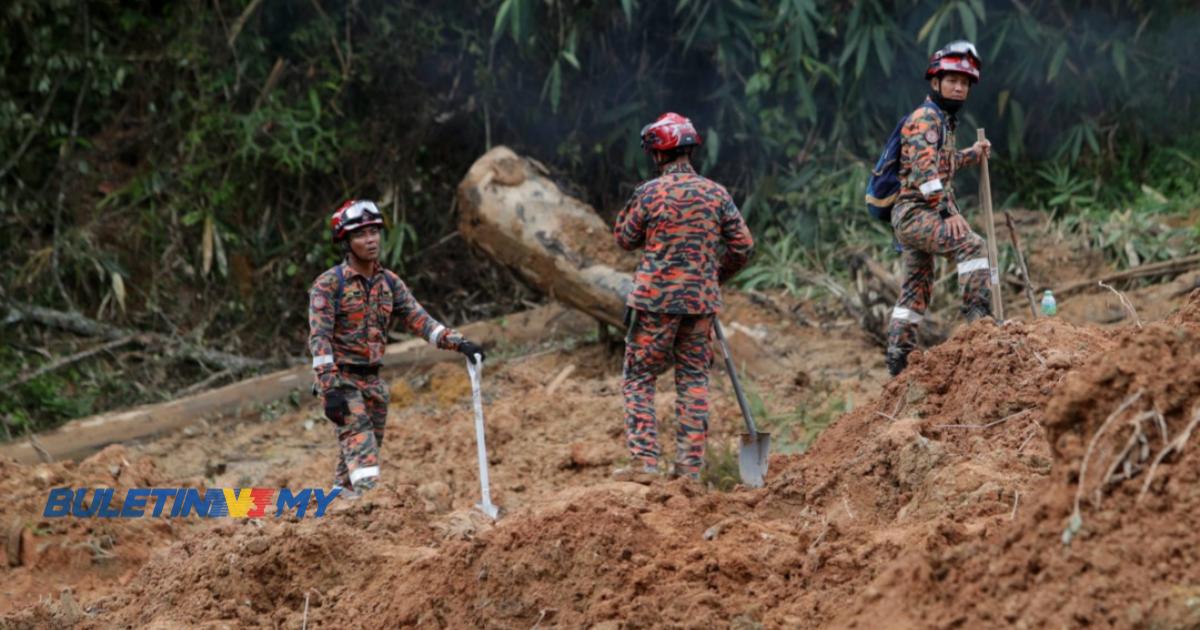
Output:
[738, 432, 771, 488]
[476, 502, 500, 521]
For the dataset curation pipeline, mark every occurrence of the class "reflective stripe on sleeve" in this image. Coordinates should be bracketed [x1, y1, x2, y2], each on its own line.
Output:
[312, 355, 334, 368]
[427, 324, 445, 345]
[919, 178, 944, 197]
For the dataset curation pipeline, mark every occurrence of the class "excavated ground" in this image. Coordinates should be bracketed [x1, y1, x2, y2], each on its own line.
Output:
[3, 283, 1200, 629]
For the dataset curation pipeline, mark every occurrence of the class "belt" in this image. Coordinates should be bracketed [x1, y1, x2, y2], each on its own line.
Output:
[337, 364, 380, 377]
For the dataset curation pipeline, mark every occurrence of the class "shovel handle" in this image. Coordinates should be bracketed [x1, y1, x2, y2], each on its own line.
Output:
[713, 319, 759, 438]
[466, 357, 498, 517]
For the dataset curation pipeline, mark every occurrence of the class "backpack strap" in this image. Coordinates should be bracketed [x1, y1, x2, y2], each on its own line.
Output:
[382, 270, 398, 298]
[333, 264, 346, 320]
[333, 264, 400, 320]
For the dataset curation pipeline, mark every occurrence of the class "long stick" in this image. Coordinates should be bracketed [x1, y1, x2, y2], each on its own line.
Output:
[1004, 212, 1039, 319]
[977, 128, 1004, 320]
[1054, 253, 1200, 297]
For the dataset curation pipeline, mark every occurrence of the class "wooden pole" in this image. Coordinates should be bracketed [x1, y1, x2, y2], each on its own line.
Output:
[977, 128, 1004, 320]
[1004, 211, 1039, 319]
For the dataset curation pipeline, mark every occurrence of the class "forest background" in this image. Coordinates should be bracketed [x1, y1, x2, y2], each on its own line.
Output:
[2, 0, 1198, 434]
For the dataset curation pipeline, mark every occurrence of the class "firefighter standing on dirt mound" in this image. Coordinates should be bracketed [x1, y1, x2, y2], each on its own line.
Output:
[613, 113, 755, 482]
[308, 200, 485, 497]
[886, 41, 994, 377]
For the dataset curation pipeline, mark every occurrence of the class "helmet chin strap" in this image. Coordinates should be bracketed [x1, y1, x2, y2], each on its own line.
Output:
[930, 78, 965, 116]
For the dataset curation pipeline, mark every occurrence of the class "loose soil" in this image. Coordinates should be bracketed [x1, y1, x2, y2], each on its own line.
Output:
[3, 281, 1199, 627]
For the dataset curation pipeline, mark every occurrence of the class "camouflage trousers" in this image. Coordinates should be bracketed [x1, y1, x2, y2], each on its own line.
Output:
[324, 372, 389, 493]
[622, 310, 715, 478]
[887, 204, 992, 355]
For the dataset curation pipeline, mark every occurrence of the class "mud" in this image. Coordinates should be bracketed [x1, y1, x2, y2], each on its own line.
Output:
[3, 288, 1199, 629]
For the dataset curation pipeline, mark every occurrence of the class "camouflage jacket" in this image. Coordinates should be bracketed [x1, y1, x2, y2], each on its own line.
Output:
[308, 262, 464, 393]
[896, 97, 984, 216]
[614, 162, 754, 314]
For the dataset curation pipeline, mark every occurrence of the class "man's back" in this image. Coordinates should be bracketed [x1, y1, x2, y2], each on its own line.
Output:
[615, 162, 753, 315]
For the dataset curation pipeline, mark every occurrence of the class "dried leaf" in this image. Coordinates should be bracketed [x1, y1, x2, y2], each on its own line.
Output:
[202, 213, 214, 276]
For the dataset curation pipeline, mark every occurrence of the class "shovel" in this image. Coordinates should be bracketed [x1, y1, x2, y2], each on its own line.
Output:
[713, 320, 771, 488]
[466, 355, 501, 520]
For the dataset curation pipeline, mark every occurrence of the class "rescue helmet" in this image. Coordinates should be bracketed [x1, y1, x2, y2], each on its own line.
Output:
[925, 40, 982, 84]
[639, 112, 702, 153]
[330, 199, 384, 242]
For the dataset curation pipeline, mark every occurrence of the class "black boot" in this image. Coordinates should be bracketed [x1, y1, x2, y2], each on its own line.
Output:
[885, 348, 910, 377]
[963, 303, 993, 323]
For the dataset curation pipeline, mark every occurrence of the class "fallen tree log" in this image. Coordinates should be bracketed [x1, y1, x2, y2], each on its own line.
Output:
[0, 305, 592, 464]
[457, 146, 636, 328]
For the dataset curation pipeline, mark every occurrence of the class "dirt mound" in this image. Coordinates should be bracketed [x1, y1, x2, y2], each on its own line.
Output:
[765, 318, 1112, 525]
[63, 482, 437, 629]
[851, 304, 1200, 628]
[9, 288, 1200, 628]
[0, 445, 199, 615]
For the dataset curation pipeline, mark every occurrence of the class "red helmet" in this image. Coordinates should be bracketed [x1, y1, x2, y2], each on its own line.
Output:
[926, 40, 982, 83]
[640, 112, 702, 152]
[330, 199, 384, 242]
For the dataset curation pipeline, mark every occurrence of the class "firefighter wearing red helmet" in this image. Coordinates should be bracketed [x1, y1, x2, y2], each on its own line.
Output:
[308, 199, 484, 497]
[885, 41, 994, 377]
[612, 112, 755, 482]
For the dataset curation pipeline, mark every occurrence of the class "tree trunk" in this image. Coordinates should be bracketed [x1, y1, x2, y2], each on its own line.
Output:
[0, 305, 591, 464]
[457, 146, 636, 328]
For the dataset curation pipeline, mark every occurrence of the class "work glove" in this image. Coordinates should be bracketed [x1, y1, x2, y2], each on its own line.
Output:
[458, 340, 486, 365]
[323, 389, 350, 427]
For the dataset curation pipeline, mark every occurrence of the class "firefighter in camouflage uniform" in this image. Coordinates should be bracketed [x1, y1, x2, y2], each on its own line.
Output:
[309, 200, 484, 496]
[886, 41, 994, 377]
[613, 112, 755, 481]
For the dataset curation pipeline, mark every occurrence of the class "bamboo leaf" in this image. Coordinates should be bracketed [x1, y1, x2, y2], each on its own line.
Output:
[1047, 41, 1067, 82]
[540, 60, 563, 113]
[918, 6, 947, 46]
[970, 0, 985, 22]
[854, 31, 869, 77]
[872, 26, 891, 76]
[1112, 41, 1127, 80]
[704, 127, 720, 168]
[957, 2, 977, 43]
[111, 272, 126, 313]
[562, 49, 580, 70]
[491, 0, 513, 42]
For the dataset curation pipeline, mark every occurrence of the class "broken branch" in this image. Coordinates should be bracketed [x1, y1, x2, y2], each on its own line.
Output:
[1, 335, 140, 391]
[1051, 254, 1200, 299]
[1138, 405, 1200, 503]
[1097, 281, 1143, 328]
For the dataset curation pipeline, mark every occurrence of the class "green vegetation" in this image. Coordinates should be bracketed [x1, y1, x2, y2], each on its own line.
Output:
[2, 0, 1198, 432]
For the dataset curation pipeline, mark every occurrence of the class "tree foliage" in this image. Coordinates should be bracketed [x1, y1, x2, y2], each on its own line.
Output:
[1, 0, 1197, 353]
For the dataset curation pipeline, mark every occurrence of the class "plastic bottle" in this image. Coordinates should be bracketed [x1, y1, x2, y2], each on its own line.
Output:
[1041, 290, 1057, 316]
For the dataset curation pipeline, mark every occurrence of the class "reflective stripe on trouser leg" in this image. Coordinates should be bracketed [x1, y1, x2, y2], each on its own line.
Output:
[888, 245, 934, 354]
[955, 236, 992, 316]
[622, 311, 679, 467]
[671, 314, 714, 477]
[334, 386, 381, 492]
